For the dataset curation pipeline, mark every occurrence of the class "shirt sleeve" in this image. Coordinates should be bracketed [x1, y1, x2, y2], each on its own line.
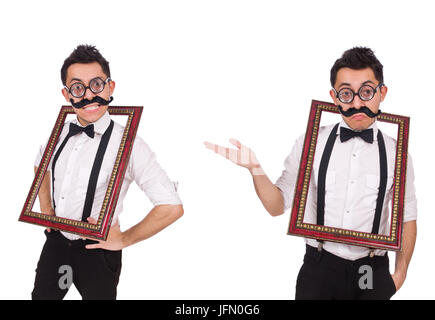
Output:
[403, 153, 417, 222]
[34, 123, 70, 171]
[127, 136, 182, 206]
[34, 140, 52, 171]
[274, 135, 304, 211]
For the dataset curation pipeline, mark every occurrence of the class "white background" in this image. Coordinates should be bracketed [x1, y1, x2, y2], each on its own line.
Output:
[0, 0, 433, 300]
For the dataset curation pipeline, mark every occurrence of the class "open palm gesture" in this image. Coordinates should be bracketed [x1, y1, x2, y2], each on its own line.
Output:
[204, 138, 264, 175]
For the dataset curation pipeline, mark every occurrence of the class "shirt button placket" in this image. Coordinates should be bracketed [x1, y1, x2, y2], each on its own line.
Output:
[58, 137, 81, 214]
[343, 146, 358, 227]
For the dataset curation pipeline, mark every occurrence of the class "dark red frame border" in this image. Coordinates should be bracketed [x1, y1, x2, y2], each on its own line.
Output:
[287, 100, 409, 251]
[19, 106, 143, 240]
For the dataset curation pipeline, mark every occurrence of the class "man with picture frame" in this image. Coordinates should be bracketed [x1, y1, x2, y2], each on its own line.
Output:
[31, 44, 184, 300]
[205, 47, 417, 300]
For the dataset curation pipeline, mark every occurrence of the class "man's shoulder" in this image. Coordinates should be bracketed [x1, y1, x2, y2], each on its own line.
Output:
[110, 120, 147, 146]
[111, 120, 126, 135]
[378, 129, 397, 148]
[319, 122, 339, 135]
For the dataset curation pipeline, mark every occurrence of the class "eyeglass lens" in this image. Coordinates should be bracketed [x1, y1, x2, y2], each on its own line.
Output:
[69, 78, 106, 98]
[338, 85, 377, 103]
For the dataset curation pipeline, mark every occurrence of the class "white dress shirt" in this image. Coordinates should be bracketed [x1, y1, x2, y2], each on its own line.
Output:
[35, 112, 182, 240]
[275, 120, 417, 260]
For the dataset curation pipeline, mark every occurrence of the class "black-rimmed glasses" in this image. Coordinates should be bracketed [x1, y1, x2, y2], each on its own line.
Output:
[333, 83, 383, 104]
[65, 77, 111, 98]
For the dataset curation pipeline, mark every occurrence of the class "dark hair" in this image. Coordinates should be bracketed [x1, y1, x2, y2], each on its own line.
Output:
[61, 44, 110, 85]
[330, 47, 383, 87]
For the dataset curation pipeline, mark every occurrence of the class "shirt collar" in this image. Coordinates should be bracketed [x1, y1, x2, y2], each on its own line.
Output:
[338, 120, 378, 141]
[73, 111, 111, 135]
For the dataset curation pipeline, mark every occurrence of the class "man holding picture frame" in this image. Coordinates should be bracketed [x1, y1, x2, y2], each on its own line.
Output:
[30, 45, 184, 300]
[205, 47, 417, 300]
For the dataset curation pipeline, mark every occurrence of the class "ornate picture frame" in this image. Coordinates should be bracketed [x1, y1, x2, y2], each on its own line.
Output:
[287, 100, 409, 251]
[19, 106, 143, 240]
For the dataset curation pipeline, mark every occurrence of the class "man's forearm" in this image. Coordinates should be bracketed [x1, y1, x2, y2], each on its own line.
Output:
[395, 220, 417, 276]
[121, 204, 183, 248]
[34, 166, 53, 212]
[392, 220, 417, 291]
[250, 168, 284, 216]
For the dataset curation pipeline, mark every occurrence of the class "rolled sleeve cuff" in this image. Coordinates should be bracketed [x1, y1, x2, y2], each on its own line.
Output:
[275, 183, 291, 212]
[403, 199, 418, 222]
[141, 180, 183, 206]
[34, 144, 52, 171]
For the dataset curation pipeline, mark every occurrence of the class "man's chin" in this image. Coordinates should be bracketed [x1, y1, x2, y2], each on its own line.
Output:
[342, 117, 374, 131]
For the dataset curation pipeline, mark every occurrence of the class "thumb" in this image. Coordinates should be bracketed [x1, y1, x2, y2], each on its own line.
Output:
[229, 138, 242, 149]
[87, 217, 97, 224]
[112, 218, 120, 227]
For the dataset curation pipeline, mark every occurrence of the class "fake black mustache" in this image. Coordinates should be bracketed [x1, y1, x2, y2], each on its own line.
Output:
[338, 105, 381, 118]
[69, 96, 113, 109]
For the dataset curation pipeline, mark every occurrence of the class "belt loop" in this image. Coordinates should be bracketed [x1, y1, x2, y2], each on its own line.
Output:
[317, 242, 323, 252]
[316, 241, 324, 263]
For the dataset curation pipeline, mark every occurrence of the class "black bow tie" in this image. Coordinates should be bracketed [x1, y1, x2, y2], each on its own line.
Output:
[340, 127, 373, 144]
[69, 123, 95, 138]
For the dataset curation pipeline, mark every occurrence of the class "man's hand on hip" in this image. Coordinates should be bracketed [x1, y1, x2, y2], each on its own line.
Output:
[84, 218, 124, 251]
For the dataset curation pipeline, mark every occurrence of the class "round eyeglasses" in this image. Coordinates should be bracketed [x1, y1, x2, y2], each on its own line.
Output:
[65, 77, 111, 98]
[333, 83, 383, 104]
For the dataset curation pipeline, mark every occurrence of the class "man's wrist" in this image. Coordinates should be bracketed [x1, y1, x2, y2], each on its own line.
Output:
[40, 204, 54, 214]
[249, 165, 265, 176]
[120, 231, 129, 249]
[393, 268, 407, 279]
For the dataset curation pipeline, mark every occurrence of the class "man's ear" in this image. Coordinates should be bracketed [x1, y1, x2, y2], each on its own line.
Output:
[109, 80, 115, 96]
[61, 88, 70, 103]
[380, 85, 388, 102]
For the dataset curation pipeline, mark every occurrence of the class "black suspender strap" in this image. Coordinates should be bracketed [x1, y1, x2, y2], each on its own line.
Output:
[81, 120, 114, 222]
[368, 130, 387, 257]
[371, 130, 388, 234]
[51, 129, 75, 210]
[316, 123, 340, 227]
[316, 124, 388, 249]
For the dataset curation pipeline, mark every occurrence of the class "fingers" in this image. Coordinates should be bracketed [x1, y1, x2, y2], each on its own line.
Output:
[229, 138, 242, 149]
[229, 138, 248, 164]
[204, 141, 238, 163]
[82, 218, 98, 243]
[112, 219, 121, 229]
[85, 243, 102, 250]
[229, 138, 251, 164]
[203, 141, 225, 154]
[87, 217, 97, 224]
[81, 224, 103, 249]
[204, 139, 259, 168]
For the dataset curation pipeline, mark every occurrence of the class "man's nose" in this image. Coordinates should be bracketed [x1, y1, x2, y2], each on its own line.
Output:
[350, 94, 364, 109]
[84, 87, 96, 99]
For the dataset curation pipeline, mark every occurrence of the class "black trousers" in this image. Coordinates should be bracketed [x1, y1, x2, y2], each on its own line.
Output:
[295, 245, 397, 300]
[32, 230, 122, 300]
